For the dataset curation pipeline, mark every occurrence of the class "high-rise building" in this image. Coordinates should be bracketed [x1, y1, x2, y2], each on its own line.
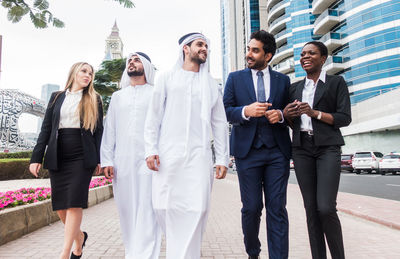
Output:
[222, 0, 400, 153]
[37, 84, 59, 133]
[266, 0, 400, 152]
[220, 0, 262, 86]
[0, 35, 2, 82]
[40, 84, 59, 103]
[104, 21, 124, 60]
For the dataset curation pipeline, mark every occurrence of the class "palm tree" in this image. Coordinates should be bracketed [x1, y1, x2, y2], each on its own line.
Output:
[94, 58, 126, 115]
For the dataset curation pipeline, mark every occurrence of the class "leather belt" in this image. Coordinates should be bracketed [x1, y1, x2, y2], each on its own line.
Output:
[300, 130, 314, 136]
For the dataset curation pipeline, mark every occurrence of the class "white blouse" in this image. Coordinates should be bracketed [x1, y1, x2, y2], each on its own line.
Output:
[300, 70, 326, 131]
[58, 89, 83, 129]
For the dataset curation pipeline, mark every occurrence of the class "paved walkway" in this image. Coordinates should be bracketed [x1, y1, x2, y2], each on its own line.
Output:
[1, 173, 400, 258]
[0, 179, 50, 192]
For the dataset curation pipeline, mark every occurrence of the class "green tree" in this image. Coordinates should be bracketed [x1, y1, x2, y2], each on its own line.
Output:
[94, 58, 126, 115]
[1, 0, 134, 28]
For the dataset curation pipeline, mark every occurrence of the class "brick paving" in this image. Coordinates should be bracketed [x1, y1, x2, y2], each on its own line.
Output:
[1, 173, 400, 258]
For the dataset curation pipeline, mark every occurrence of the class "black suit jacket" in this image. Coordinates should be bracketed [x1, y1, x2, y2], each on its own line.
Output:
[30, 91, 104, 170]
[290, 75, 351, 147]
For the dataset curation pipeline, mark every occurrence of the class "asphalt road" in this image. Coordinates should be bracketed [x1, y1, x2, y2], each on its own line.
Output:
[288, 170, 400, 201]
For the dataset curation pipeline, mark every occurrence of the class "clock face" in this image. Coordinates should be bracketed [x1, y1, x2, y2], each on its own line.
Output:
[109, 42, 118, 49]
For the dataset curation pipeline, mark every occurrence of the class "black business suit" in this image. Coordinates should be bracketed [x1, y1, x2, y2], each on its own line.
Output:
[31, 91, 103, 170]
[289, 75, 351, 259]
[31, 91, 103, 210]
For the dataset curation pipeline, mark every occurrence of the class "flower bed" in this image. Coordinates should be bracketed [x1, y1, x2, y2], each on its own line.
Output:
[89, 176, 113, 189]
[0, 176, 112, 211]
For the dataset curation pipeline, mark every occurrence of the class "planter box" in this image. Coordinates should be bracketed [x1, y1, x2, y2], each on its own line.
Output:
[0, 184, 113, 246]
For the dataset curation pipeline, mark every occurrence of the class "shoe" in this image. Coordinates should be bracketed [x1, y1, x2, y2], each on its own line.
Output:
[70, 231, 88, 259]
[70, 252, 81, 259]
[82, 231, 88, 248]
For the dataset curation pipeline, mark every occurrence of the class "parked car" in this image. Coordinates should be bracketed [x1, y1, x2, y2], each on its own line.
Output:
[229, 157, 236, 171]
[379, 152, 400, 175]
[341, 154, 354, 172]
[352, 151, 383, 174]
[290, 159, 294, 169]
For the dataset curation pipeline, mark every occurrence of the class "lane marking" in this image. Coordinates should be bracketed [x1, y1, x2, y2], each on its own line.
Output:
[387, 184, 400, 187]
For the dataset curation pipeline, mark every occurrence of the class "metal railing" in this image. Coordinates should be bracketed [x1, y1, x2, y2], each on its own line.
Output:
[274, 58, 294, 70]
[325, 56, 343, 66]
[270, 13, 289, 28]
[275, 29, 288, 39]
[314, 9, 339, 26]
[276, 44, 291, 54]
[320, 32, 342, 43]
[269, 0, 289, 14]
[350, 87, 400, 105]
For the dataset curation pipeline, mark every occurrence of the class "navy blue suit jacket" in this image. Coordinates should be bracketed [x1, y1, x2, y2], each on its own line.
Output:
[223, 67, 291, 160]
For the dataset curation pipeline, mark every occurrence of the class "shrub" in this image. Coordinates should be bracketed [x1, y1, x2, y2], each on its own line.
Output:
[0, 159, 49, 180]
[0, 151, 33, 159]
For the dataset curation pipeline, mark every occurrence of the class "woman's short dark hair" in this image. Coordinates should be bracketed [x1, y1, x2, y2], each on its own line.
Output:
[303, 41, 328, 57]
[250, 30, 276, 57]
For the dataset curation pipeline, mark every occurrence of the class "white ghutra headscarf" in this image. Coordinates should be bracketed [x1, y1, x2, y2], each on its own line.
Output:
[174, 33, 219, 154]
[120, 52, 156, 88]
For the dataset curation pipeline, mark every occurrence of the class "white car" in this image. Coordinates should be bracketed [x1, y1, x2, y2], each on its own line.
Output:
[352, 151, 383, 174]
[379, 153, 400, 175]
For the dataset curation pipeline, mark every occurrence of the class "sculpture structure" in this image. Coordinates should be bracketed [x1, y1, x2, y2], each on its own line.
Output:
[0, 89, 45, 151]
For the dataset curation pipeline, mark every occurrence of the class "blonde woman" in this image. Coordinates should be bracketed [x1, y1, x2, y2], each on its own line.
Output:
[30, 62, 103, 259]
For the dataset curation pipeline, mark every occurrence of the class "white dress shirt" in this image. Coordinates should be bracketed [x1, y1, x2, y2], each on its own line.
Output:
[300, 70, 326, 131]
[59, 89, 82, 129]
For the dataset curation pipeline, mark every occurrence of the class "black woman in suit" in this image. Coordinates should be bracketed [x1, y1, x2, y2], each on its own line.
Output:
[29, 62, 103, 259]
[284, 41, 351, 259]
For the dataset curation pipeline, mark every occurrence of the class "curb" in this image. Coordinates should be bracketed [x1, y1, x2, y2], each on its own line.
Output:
[0, 184, 113, 246]
[337, 207, 400, 231]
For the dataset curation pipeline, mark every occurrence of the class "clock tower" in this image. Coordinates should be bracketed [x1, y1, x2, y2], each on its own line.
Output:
[104, 21, 123, 60]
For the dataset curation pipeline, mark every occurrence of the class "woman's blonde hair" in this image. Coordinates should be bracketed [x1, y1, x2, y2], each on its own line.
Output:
[64, 62, 100, 132]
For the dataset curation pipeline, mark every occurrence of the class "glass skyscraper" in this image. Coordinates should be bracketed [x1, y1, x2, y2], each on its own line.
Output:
[222, 0, 400, 153]
[250, 0, 261, 32]
[269, 0, 400, 152]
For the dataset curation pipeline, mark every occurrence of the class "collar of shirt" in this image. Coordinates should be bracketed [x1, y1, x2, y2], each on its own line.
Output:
[251, 66, 270, 78]
[305, 69, 326, 87]
[128, 83, 148, 89]
[66, 89, 83, 96]
[251, 66, 270, 100]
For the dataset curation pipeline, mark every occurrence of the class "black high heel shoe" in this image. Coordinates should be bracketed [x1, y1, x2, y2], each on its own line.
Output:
[70, 231, 88, 259]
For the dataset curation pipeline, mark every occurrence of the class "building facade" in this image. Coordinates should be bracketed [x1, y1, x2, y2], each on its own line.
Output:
[267, 0, 400, 153]
[37, 84, 60, 133]
[221, 0, 400, 153]
[220, 0, 263, 86]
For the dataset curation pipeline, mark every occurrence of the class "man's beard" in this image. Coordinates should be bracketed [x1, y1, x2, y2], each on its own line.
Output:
[247, 58, 265, 69]
[127, 69, 144, 77]
[190, 52, 207, 65]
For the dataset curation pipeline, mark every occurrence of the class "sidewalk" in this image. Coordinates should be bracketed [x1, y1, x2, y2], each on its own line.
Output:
[0, 173, 399, 258]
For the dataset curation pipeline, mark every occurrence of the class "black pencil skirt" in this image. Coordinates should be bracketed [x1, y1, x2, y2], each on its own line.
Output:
[49, 128, 94, 211]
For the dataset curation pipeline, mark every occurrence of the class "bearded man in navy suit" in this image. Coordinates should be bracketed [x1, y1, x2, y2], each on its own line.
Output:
[223, 30, 291, 259]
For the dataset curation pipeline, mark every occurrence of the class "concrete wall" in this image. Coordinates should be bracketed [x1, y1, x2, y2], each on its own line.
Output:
[343, 129, 400, 154]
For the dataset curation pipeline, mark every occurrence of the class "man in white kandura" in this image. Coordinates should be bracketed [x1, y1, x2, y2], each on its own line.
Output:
[144, 32, 230, 259]
[100, 52, 161, 259]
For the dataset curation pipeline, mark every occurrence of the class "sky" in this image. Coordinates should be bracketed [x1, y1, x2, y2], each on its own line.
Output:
[0, 0, 222, 133]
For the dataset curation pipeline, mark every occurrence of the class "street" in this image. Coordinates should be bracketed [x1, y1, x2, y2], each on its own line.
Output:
[288, 170, 400, 201]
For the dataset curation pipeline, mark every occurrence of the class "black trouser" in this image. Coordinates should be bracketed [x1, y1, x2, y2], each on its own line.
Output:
[292, 133, 345, 259]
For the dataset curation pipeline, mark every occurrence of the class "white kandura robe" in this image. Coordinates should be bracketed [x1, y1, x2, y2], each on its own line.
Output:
[101, 85, 161, 259]
[144, 69, 229, 259]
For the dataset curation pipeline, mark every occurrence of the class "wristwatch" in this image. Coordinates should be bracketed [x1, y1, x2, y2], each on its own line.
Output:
[317, 111, 322, 120]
